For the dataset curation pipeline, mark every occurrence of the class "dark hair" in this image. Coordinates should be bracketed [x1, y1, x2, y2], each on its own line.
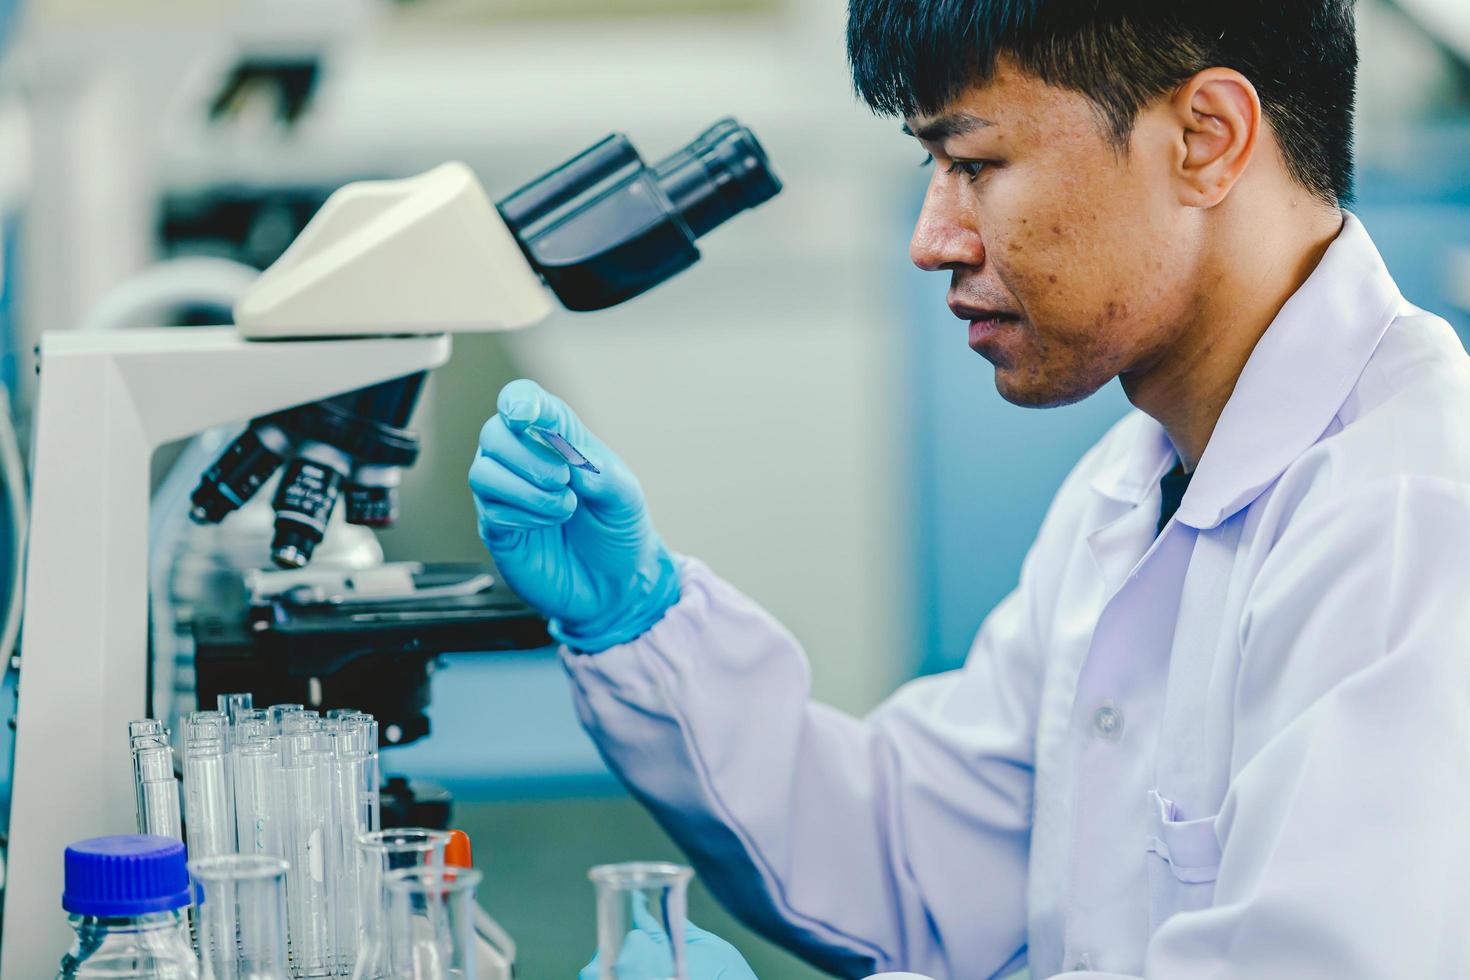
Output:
[847, 1, 1358, 203]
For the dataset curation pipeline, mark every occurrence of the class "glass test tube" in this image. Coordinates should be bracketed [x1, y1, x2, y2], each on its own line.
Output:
[234, 738, 283, 857]
[351, 829, 451, 980]
[130, 725, 183, 841]
[219, 692, 255, 736]
[282, 710, 323, 736]
[269, 704, 306, 735]
[183, 713, 236, 860]
[183, 714, 237, 966]
[279, 730, 337, 978]
[130, 718, 166, 739]
[384, 867, 483, 980]
[237, 711, 272, 744]
[332, 718, 381, 974]
[588, 862, 694, 980]
[190, 854, 291, 980]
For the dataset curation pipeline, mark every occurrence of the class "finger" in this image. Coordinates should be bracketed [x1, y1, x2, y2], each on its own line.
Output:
[473, 500, 576, 532]
[497, 378, 596, 448]
[629, 890, 668, 940]
[468, 456, 577, 522]
[478, 414, 571, 490]
[615, 928, 672, 972]
[496, 379, 641, 517]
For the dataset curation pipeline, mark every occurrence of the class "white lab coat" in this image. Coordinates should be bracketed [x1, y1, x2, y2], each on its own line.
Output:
[562, 213, 1470, 979]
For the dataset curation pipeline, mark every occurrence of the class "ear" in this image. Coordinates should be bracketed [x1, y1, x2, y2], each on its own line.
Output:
[1169, 68, 1260, 208]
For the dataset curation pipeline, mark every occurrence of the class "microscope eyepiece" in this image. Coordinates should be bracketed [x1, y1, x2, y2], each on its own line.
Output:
[497, 117, 782, 312]
[654, 119, 781, 239]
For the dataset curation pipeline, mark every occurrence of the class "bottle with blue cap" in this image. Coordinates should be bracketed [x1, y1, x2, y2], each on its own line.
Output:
[56, 834, 199, 979]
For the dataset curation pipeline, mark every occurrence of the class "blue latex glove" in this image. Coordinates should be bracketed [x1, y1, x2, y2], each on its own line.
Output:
[578, 899, 759, 980]
[468, 379, 680, 652]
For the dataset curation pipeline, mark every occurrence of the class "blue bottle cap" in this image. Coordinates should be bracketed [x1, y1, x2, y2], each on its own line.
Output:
[62, 835, 191, 917]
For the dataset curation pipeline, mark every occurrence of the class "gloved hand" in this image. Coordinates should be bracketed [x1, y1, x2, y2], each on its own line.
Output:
[578, 900, 759, 980]
[468, 379, 680, 652]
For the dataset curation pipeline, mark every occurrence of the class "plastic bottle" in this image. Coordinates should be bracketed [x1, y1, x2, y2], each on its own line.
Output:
[56, 834, 199, 980]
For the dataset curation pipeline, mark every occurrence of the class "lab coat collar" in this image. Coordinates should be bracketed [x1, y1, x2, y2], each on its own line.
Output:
[1087, 412, 1175, 507]
[1176, 212, 1401, 529]
[1089, 213, 1402, 528]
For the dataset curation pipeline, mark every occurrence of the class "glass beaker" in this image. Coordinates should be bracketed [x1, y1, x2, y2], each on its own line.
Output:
[187, 854, 289, 980]
[588, 862, 694, 980]
[382, 867, 483, 980]
[350, 829, 451, 980]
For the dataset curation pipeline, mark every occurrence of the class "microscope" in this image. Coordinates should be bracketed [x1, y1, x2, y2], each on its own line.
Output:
[1, 118, 780, 975]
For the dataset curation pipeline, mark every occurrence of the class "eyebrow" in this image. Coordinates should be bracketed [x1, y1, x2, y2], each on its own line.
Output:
[900, 112, 995, 142]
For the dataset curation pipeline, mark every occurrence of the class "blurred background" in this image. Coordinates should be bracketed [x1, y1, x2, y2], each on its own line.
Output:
[0, 0, 1465, 975]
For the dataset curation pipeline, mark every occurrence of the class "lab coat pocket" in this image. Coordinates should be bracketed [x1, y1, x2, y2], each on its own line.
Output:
[1145, 789, 1221, 934]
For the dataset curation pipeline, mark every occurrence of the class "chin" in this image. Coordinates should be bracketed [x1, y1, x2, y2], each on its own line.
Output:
[993, 368, 1105, 409]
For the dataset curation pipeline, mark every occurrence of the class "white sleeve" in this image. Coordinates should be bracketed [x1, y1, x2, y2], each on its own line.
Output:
[1072, 475, 1470, 979]
[561, 551, 1046, 979]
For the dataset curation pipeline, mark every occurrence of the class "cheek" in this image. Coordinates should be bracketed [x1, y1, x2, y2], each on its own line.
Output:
[982, 168, 1113, 295]
[1002, 187, 1183, 335]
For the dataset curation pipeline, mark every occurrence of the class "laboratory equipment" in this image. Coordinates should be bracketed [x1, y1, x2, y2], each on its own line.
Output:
[236, 709, 272, 744]
[443, 830, 515, 980]
[232, 737, 282, 857]
[332, 716, 381, 966]
[531, 426, 601, 474]
[153, 704, 387, 977]
[181, 713, 236, 967]
[188, 117, 780, 567]
[269, 704, 306, 735]
[5, 116, 779, 975]
[278, 730, 338, 977]
[182, 712, 237, 862]
[219, 693, 255, 733]
[588, 862, 694, 980]
[132, 723, 183, 841]
[578, 915, 758, 980]
[192, 563, 549, 748]
[57, 834, 198, 980]
[189, 854, 290, 980]
[281, 709, 324, 735]
[352, 829, 451, 980]
[383, 866, 483, 980]
[131, 719, 168, 739]
[190, 375, 431, 569]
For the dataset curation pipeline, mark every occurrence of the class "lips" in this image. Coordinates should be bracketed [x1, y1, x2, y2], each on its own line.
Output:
[949, 301, 1020, 352]
[948, 301, 1019, 323]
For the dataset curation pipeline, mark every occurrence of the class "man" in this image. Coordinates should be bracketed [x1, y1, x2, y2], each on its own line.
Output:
[469, 2, 1470, 977]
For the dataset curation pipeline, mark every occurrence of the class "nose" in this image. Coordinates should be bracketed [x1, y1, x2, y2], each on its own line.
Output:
[909, 175, 985, 272]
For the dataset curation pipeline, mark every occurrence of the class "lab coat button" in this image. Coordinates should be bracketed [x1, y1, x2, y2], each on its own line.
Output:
[1092, 703, 1123, 741]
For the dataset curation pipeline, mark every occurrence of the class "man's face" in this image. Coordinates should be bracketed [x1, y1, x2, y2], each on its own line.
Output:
[908, 59, 1202, 407]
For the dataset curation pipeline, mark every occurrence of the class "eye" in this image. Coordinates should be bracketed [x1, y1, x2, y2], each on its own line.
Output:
[918, 153, 934, 168]
[946, 160, 987, 182]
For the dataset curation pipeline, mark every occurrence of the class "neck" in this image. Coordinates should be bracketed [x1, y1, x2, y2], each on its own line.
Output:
[1121, 196, 1344, 471]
